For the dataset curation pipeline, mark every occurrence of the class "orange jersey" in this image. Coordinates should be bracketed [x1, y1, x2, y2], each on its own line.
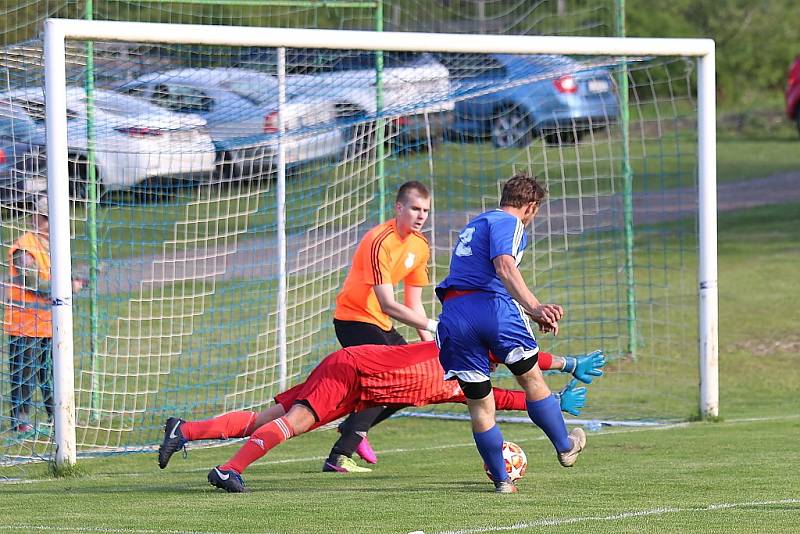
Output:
[334, 219, 430, 331]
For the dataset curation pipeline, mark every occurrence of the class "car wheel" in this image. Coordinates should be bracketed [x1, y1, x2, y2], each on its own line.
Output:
[248, 145, 275, 181]
[336, 105, 374, 158]
[69, 158, 103, 200]
[491, 108, 531, 148]
[543, 128, 577, 145]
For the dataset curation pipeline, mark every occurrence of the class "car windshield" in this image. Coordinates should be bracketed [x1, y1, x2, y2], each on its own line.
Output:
[436, 53, 507, 80]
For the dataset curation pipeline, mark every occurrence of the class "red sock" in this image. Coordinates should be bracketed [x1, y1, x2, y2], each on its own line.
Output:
[181, 411, 257, 441]
[222, 416, 294, 474]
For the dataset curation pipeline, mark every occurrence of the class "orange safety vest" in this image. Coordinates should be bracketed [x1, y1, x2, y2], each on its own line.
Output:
[3, 232, 52, 338]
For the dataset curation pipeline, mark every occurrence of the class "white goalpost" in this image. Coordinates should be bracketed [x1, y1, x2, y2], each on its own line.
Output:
[41, 18, 717, 467]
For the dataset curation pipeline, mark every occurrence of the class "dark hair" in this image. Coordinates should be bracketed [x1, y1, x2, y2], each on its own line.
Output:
[396, 181, 430, 204]
[499, 171, 547, 208]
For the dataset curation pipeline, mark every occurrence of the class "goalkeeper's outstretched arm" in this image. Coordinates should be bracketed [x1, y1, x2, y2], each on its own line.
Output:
[537, 350, 607, 384]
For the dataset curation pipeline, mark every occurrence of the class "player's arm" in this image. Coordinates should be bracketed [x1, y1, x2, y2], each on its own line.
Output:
[373, 283, 437, 338]
[403, 284, 434, 341]
[493, 254, 562, 335]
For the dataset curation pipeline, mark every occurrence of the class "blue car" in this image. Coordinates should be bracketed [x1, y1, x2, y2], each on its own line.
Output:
[445, 54, 619, 147]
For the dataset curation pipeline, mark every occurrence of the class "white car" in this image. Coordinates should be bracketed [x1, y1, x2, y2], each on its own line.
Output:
[115, 68, 347, 178]
[0, 87, 217, 196]
[284, 51, 453, 147]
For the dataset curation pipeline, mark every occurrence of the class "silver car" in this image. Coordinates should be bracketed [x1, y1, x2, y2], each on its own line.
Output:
[115, 68, 347, 179]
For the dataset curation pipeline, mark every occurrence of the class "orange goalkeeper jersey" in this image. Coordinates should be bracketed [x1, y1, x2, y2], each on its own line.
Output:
[334, 219, 430, 331]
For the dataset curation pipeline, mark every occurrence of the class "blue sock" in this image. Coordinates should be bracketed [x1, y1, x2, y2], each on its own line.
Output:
[473, 425, 507, 482]
[527, 394, 571, 452]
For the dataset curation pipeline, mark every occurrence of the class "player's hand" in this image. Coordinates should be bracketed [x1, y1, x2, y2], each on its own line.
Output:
[556, 379, 587, 416]
[529, 304, 563, 336]
[425, 319, 439, 335]
[538, 321, 559, 336]
[572, 350, 607, 384]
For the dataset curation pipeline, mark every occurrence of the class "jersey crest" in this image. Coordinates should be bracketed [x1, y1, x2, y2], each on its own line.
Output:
[405, 252, 415, 268]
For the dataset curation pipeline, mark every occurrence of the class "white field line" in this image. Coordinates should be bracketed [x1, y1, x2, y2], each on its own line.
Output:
[2, 412, 798, 483]
[435, 499, 800, 534]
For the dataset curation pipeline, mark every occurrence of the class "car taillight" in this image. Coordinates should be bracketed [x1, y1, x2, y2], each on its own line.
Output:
[264, 111, 279, 133]
[0, 148, 6, 165]
[116, 127, 163, 137]
[553, 75, 578, 94]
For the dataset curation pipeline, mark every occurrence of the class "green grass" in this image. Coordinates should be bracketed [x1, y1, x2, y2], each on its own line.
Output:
[1, 417, 798, 533]
[1, 200, 798, 532]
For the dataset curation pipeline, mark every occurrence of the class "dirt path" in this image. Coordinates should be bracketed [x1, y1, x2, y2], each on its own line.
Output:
[97, 172, 800, 295]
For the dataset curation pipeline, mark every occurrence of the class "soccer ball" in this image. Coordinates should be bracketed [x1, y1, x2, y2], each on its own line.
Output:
[484, 440, 528, 482]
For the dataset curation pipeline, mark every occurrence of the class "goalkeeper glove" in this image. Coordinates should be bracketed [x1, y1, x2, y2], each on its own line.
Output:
[555, 379, 587, 416]
[562, 350, 606, 384]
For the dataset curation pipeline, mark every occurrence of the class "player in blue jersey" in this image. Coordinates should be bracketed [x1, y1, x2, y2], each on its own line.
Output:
[436, 171, 585, 494]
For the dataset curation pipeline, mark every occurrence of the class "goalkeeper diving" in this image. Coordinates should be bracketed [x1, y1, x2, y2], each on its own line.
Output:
[157, 341, 606, 493]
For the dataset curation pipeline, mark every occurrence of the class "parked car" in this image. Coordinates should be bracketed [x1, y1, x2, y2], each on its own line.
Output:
[115, 68, 347, 179]
[0, 87, 217, 197]
[786, 55, 800, 136]
[282, 50, 453, 150]
[442, 54, 619, 147]
[0, 108, 44, 207]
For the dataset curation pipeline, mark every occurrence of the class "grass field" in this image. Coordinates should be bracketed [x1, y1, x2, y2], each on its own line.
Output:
[3, 415, 799, 534]
[1, 200, 798, 533]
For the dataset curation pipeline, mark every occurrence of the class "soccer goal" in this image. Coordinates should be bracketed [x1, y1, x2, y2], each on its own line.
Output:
[28, 19, 716, 467]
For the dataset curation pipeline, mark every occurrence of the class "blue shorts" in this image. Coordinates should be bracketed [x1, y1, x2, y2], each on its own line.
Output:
[436, 291, 539, 382]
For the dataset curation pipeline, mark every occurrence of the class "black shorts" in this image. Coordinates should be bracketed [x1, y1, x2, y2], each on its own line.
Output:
[333, 319, 407, 348]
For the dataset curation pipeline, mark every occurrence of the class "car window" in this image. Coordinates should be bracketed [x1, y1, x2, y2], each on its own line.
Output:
[119, 84, 149, 98]
[285, 49, 424, 74]
[7, 98, 79, 123]
[151, 84, 213, 113]
[437, 54, 507, 79]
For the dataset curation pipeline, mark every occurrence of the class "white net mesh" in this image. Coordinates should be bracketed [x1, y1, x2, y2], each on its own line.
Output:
[0, 5, 708, 466]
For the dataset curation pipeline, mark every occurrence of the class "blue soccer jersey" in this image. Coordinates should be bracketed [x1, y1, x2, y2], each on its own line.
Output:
[435, 209, 538, 382]
[436, 209, 526, 301]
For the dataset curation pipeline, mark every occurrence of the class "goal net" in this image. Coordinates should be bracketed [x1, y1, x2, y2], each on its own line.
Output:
[0, 21, 716, 466]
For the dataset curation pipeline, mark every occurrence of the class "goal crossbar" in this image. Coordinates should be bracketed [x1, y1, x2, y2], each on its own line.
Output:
[42, 18, 718, 466]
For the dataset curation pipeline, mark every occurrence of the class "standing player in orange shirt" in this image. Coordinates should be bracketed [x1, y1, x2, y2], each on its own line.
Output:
[156, 341, 604, 493]
[324, 181, 439, 472]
